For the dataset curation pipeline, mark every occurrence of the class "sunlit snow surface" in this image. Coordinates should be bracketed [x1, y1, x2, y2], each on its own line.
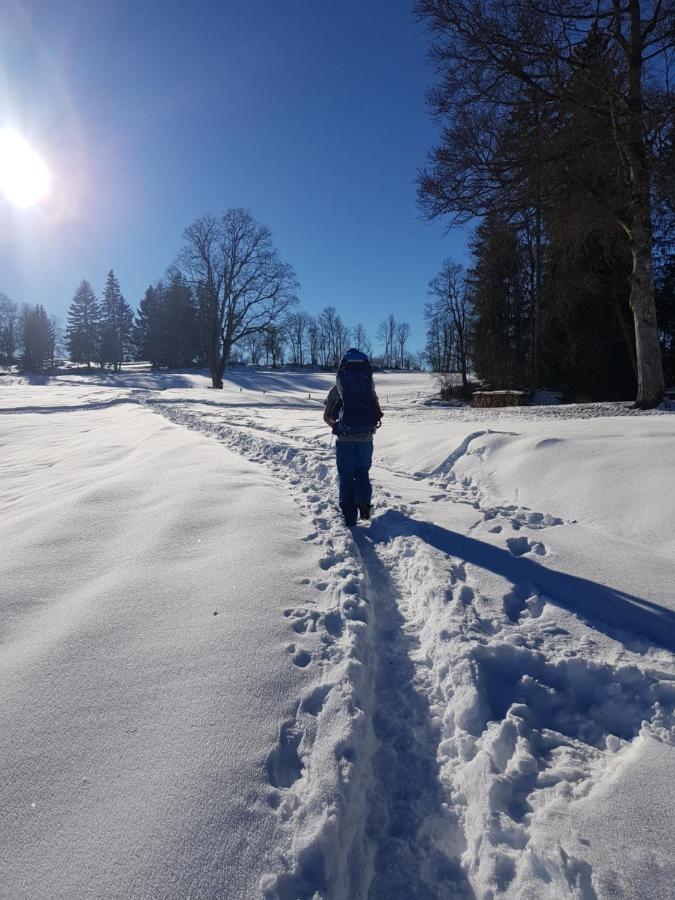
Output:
[1, 367, 673, 899]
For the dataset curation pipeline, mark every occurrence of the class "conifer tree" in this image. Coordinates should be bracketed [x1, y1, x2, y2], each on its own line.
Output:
[21, 304, 52, 372]
[134, 285, 164, 366]
[100, 270, 133, 372]
[133, 276, 198, 368]
[66, 280, 101, 369]
[468, 216, 530, 389]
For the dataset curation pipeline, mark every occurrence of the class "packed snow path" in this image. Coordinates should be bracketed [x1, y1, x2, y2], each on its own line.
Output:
[1, 369, 674, 900]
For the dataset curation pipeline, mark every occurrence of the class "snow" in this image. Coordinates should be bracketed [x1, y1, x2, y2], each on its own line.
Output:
[1, 368, 674, 899]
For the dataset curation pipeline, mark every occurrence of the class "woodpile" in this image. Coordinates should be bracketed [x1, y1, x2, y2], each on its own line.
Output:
[472, 390, 531, 408]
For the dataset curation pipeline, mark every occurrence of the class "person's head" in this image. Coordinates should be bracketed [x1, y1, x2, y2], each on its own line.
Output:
[339, 348, 370, 368]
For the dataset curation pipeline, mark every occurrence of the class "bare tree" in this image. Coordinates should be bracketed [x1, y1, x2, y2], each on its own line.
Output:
[352, 322, 372, 356]
[264, 323, 286, 366]
[317, 306, 351, 368]
[376, 313, 397, 368]
[178, 208, 298, 388]
[428, 261, 472, 390]
[0, 294, 19, 367]
[395, 321, 412, 369]
[416, 0, 672, 406]
[244, 331, 264, 365]
[49, 315, 63, 368]
[307, 316, 320, 366]
[284, 310, 310, 366]
[335, 318, 352, 363]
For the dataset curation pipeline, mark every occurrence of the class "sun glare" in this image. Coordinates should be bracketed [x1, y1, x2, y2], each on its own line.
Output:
[0, 127, 51, 209]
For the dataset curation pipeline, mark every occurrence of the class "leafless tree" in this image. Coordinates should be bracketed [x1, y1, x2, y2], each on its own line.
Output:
[307, 316, 320, 366]
[395, 321, 412, 369]
[0, 294, 19, 366]
[264, 323, 286, 366]
[178, 208, 298, 388]
[284, 310, 310, 366]
[244, 331, 264, 365]
[428, 261, 472, 389]
[351, 322, 372, 356]
[376, 313, 397, 368]
[317, 306, 351, 368]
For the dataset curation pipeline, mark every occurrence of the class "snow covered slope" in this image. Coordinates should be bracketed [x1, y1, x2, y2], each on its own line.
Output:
[1, 368, 673, 899]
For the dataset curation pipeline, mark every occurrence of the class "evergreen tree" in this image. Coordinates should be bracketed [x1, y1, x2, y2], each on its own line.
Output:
[133, 276, 198, 368]
[468, 216, 529, 388]
[66, 280, 101, 368]
[134, 285, 163, 366]
[538, 31, 637, 399]
[100, 270, 133, 372]
[21, 304, 52, 372]
[655, 250, 675, 387]
[163, 274, 198, 367]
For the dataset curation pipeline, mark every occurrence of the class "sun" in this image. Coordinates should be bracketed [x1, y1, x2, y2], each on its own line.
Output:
[0, 127, 51, 209]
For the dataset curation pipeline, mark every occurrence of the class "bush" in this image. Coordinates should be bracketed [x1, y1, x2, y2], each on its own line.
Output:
[437, 372, 478, 402]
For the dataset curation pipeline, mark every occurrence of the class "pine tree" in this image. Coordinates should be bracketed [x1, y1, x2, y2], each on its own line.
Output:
[134, 285, 163, 366]
[133, 276, 198, 368]
[100, 270, 133, 372]
[163, 274, 198, 367]
[66, 280, 101, 369]
[468, 216, 530, 389]
[21, 304, 52, 372]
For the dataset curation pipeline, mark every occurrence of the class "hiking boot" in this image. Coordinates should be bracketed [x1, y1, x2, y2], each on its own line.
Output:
[358, 504, 371, 521]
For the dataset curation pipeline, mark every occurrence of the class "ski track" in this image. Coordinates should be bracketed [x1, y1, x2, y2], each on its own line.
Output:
[140, 395, 674, 899]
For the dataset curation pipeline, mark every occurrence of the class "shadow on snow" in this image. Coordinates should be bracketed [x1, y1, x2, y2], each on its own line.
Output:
[367, 510, 675, 653]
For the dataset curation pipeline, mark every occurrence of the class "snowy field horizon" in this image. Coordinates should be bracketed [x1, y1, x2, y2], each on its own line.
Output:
[2, 366, 674, 899]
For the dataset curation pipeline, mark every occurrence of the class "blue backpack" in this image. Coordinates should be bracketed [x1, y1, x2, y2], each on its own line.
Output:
[335, 349, 381, 435]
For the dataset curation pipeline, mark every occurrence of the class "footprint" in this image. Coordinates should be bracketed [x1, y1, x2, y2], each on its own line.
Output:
[293, 650, 312, 668]
[503, 586, 528, 622]
[300, 685, 331, 716]
[323, 611, 344, 637]
[506, 537, 548, 557]
[267, 721, 304, 788]
[343, 598, 368, 623]
[457, 584, 475, 605]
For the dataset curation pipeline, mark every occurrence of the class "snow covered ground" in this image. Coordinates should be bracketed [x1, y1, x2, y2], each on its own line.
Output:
[1, 367, 674, 899]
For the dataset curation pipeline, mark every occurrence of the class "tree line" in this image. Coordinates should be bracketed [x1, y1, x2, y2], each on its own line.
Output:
[1, 209, 418, 382]
[416, 0, 674, 406]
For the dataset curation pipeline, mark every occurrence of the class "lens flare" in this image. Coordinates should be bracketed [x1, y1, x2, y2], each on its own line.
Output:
[0, 127, 51, 209]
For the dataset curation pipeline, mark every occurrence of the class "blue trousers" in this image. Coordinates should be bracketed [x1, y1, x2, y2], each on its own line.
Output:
[335, 440, 373, 526]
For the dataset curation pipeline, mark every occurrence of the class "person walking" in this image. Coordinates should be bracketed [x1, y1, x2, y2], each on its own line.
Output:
[323, 349, 383, 527]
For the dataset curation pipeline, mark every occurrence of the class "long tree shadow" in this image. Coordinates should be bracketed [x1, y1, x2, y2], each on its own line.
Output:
[0, 397, 139, 415]
[367, 510, 675, 653]
[146, 396, 316, 412]
[353, 530, 475, 900]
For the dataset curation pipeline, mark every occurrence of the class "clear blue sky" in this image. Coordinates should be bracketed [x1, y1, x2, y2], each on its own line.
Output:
[0, 0, 469, 353]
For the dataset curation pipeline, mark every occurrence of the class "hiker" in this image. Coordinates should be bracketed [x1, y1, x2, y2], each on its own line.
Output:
[323, 349, 383, 527]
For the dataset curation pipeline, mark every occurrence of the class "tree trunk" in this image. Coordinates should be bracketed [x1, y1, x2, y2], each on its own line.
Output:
[624, 0, 664, 407]
[211, 361, 224, 389]
[629, 213, 664, 406]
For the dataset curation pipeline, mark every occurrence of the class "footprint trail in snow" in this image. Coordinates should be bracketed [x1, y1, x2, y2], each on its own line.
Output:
[142, 394, 675, 899]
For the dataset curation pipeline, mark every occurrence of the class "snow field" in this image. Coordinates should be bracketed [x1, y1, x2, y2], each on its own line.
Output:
[0, 392, 367, 898]
[2, 369, 674, 898]
[139, 378, 674, 898]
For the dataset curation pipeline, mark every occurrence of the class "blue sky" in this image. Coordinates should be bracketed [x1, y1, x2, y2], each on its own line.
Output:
[0, 0, 469, 353]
